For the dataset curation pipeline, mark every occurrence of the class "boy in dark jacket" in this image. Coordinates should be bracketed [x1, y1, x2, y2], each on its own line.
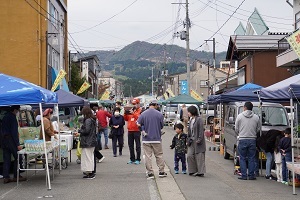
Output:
[279, 127, 292, 185]
[170, 123, 187, 174]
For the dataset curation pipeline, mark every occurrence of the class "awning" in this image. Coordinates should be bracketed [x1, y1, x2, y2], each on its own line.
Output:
[51, 67, 70, 92]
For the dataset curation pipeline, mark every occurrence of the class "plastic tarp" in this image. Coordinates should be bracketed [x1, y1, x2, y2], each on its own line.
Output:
[163, 94, 203, 105]
[207, 83, 262, 104]
[0, 73, 58, 106]
[259, 74, 300, 102]
[55, 89, 89, 107]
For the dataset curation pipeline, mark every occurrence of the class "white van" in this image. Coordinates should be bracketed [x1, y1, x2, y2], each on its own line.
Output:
[222, 102, 289, 164]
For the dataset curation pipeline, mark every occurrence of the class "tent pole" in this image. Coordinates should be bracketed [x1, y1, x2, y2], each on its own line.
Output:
[56, 104, 61, 172]
[258, 92, 263, 176]
[290, 97, 296, 195]
[39, 103, 51, 190]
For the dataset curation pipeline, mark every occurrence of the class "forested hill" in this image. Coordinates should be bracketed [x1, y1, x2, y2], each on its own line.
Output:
[85, 41, 226, 96]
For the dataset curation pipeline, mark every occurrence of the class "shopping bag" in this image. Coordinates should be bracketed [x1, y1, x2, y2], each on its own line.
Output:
[76, 140, 82, 159]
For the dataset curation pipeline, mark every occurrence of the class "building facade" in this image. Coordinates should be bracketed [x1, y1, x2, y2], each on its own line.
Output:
[0, 0, 68, 89]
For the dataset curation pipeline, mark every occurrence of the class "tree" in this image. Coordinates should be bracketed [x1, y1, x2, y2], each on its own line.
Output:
[69, 63, 85, 96]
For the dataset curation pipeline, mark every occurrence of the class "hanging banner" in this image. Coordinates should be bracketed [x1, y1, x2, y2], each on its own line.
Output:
[287, 29, 300, 59]
[163, 92, 169, 100]
[100, 90, 110, 100]
[190, 89, 203, 101]
[77, 81, 91, 94]
[51, 69, 66, 92]
[181, 80, 188, 94]
[166, 88, 175, 97]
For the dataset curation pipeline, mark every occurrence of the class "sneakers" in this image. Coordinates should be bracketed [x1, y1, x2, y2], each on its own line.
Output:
[282, 181, 288, 185]
[98, 157, 105, 163]
[147, 173, 155, 179]
[113, 154, 117, 157]
[159, 172, 167, 178]
[105, 145, 109, 149]
[119, 151, 122, 156]
[12, 176, 27, 182]
[134, 160, 141, 165]
[265, 174, 276, 180]
[127, 160, 134, 164]
[175, 170, 179, 174]
[3, 178, 12, 184]
[83, 173, 95, 179]
[182, 170, 187, 174]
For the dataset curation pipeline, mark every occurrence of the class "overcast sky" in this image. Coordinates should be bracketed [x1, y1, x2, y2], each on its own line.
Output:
[68, 0, 293, 53]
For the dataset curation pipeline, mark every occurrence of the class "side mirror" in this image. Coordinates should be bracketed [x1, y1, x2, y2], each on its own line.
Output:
[229, 117, 235, 124]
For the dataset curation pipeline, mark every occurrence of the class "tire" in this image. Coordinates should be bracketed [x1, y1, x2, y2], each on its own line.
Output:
[223, 142, 230, 160]
[207, 116, 214, 124]
[233, 148, 239, 166]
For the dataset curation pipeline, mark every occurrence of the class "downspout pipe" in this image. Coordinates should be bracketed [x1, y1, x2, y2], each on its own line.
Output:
[286, 0, 293, 8]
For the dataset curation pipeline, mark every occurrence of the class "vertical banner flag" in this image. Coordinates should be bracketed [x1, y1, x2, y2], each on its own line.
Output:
[100, 90, 110, 100]
[287, 29, 300, 59]
[166, 88, 175, 97]
[181, 80, 188, 94]
[190, 89, 203, 101]
[163, 92, 169, 100]
[51, 69, 66, 92]
[77, 81, 91, 94]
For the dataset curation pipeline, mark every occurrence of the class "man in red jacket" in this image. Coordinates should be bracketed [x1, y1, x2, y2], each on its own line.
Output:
[124, 98, 142, 164]
[96, 104, 112, 149]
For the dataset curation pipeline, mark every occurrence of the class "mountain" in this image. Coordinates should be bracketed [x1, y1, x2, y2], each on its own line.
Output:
[85, 41, 227, 96]
[86, 41, 226, 67]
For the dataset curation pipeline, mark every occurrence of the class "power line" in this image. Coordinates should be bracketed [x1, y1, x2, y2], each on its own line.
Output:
[71, 0, 138, 34]
[194, 0, 246, 50]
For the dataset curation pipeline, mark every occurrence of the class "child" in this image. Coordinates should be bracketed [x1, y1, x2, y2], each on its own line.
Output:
[170, 123, 187, 174]
[278, 127, 292, 185]
[274, 132, 284, 182]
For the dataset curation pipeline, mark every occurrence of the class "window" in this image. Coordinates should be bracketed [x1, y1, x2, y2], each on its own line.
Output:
[200, 80, 207, 87]
[295, 11, 300, 30]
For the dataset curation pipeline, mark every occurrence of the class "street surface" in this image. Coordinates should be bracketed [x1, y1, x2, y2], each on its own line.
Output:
[1, 126, 300, 200]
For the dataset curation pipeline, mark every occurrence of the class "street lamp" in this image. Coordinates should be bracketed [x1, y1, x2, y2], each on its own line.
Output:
[204, 38, 216, 94]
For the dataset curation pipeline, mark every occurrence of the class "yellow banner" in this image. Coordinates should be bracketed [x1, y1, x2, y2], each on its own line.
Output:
[51, 69, 66, 92]
[190, 89, 203, 101]
[163, 92, 169, 100]
[77, 81, 91, 94]
[166, 88, 175, 97]
[287, 29, 300, 59]
[100, 90, 110, 100]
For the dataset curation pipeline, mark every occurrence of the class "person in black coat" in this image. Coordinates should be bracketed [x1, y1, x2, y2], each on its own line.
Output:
[257, 129, 283, 179]
[109, 107, 125, 157]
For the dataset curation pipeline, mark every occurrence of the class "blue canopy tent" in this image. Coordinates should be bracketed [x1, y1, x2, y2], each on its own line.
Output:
[0, 73, 57, 190]
[259, 74, 300, 194]
[162, 94, 203, 105]
[207, 83, 262, 104]
[55, 89, 89, 107]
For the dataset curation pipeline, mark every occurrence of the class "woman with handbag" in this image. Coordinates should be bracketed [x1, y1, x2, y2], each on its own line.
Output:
[75, 106, 97, 179]
[186, 105, 206, 177]
[109, 107, 125, 157]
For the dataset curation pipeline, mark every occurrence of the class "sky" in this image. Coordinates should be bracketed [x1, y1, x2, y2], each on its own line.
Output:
[68, 0, 294, 53]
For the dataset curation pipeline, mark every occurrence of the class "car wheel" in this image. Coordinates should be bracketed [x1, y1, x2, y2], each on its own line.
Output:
[223, 142, 230, 160]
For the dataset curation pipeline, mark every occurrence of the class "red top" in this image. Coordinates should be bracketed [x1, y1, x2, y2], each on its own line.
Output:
[124, 107, 141, 132]
[96, 109, 112, 128]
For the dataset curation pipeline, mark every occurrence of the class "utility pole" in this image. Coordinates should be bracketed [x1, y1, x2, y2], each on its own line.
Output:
[204, 38, 216, 94]
[163, 44, 166, 94]
[151, 65, 154, 97]
[207, 61, 210, 96]
[172, 0, 190, 95]
[185, 0, 191, 95]
[59, 15, 64, 89]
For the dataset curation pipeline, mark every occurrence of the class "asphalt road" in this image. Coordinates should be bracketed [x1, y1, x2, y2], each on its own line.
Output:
[1, 126, 300, 200]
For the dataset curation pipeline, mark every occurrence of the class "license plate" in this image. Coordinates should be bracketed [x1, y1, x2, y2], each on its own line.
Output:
[259, 152, 266, 160]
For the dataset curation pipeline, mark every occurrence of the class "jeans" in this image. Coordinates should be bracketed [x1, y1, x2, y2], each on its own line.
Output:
[2, 140, 18, 178]
[174, 153, 186, 171]
[264, 151, 274, 176]
[112, 134, 124, 155]
[128, 131, 141, 162]
[99, 128, 109, 147]
[282, 152, 292, 182]
[238, 139, 256, 179]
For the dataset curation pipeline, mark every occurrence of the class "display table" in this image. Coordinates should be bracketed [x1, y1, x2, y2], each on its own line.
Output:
[287, 162, 300, 175]
[17, 145, 57, 186]
[58, 131, 74, 162]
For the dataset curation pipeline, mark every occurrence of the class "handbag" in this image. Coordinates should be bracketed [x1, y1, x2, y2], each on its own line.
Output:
[108, 132, 114, 139]
[98, 123, 104, 132]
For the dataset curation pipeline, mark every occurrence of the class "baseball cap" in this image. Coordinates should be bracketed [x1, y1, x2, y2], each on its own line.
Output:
[149, 99, 158, 106]
[132, 98, 140, 105]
